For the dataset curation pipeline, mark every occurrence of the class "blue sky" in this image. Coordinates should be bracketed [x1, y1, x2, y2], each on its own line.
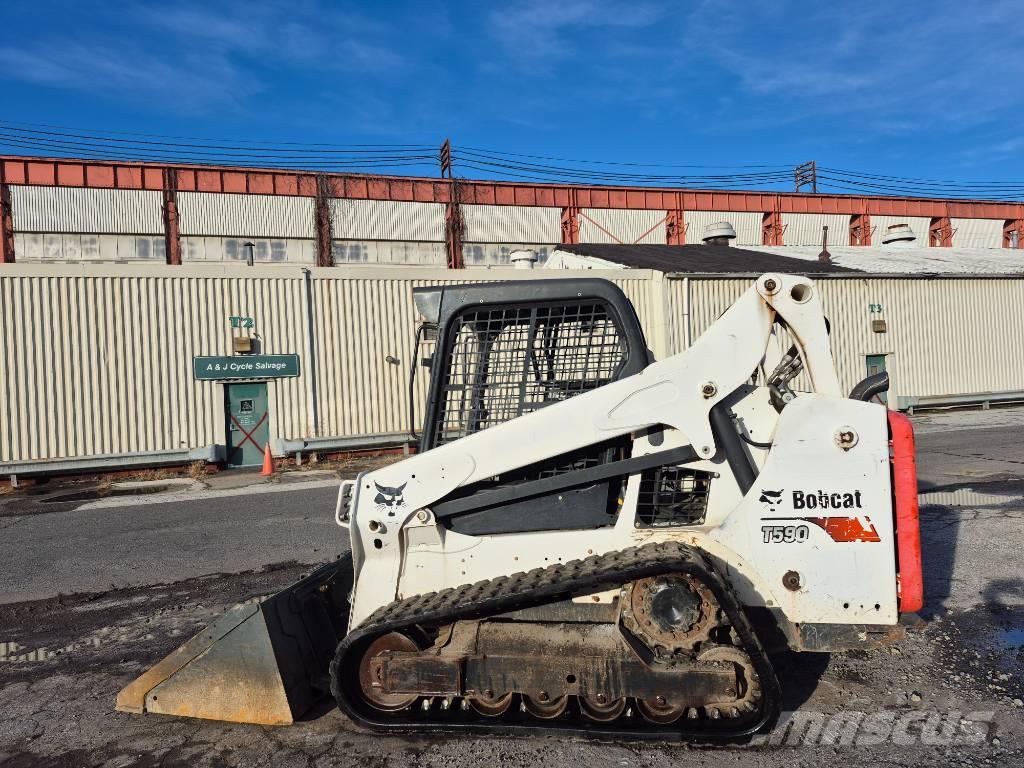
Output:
[2, 0, 1023, 191]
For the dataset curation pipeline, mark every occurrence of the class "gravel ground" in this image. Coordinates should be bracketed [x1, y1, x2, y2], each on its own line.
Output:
[1, 410, 1023, 766]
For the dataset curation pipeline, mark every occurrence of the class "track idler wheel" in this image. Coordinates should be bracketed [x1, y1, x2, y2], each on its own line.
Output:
[578, 695, 627, 723]
[358, 632, 420, 712]
[523, 694, 568, 719]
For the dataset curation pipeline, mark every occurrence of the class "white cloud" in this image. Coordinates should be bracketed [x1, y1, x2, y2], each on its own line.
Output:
[486, 0, 664, 69]
[0, 2, 407, 113]
[682, 0, 1024, 130]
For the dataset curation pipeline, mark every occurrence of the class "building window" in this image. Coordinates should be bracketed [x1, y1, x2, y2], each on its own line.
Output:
[331, 242, 369, 263]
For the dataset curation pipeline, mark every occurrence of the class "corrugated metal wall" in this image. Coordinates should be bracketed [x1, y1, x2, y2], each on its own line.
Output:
[10, 187, 164, 234]
[871, 215, 932, 246]
[462, 204, 561, 243]
[330, 199, 444, 242]
[781, 213, 851, 246]
[579, 209, 667, 244]
[684, 210, 762, 246]
[307, 269, 664, 438]
[0, 266, 657, 463]
[3, 266, 1021, 465]
[682, 277, 1024, 404]
[177, 192, 314, 238]
[0, 265, 309, 462]
[952, 217, 1004, 249]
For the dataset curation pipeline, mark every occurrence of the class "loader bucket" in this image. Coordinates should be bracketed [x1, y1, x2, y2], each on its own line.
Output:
[116, 557, 352, 725]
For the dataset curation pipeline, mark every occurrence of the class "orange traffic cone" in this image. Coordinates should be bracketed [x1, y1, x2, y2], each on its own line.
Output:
[261, 443, 274, 476]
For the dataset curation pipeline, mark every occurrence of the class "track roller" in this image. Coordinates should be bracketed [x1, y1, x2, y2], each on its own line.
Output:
[579, 695, 627, 723]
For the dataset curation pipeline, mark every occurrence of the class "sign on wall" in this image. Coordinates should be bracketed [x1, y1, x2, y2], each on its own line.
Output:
[193, 354, 300, 381]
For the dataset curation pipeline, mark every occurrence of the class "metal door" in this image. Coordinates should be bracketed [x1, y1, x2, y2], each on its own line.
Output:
[225, 382, 269, 467]
[865, 354, 888, 405]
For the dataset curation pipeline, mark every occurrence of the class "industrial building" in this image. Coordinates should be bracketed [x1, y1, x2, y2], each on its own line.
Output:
[1, 154, 1023, 476]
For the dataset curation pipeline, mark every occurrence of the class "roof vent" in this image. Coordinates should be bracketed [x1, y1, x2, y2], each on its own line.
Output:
[509, 249, 538, 270]
[881, 223, 917, 245]
[702, 221, 737, 246]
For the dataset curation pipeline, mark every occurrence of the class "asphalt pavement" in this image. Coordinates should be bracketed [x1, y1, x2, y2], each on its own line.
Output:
[1, 409, 1022, 605]
[1, 408, 1023, 767]
[0, 472, 350, 603]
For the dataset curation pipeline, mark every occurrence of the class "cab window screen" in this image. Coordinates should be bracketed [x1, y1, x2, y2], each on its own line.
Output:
[433, 302, 627, 446]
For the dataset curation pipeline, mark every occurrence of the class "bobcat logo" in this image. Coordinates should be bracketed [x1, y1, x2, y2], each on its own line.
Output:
[374, 482, 407, 511]
[759, 489, 784, 513]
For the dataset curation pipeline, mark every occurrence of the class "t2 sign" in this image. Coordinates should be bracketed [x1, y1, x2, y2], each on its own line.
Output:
[229, 316, 255, 329]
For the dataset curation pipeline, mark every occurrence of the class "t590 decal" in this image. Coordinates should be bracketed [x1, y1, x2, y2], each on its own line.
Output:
[761, 516, 881, 543]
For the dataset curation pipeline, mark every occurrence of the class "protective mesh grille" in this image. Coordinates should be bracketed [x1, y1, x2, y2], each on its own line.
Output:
[634, 466, 711, 527]
[433, 301, 626, 445]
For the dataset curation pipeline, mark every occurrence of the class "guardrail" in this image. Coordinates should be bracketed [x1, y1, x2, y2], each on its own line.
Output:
[2, 432, 416, 484]
[275, 433, 414, 464]
[1, 445, 221, 483]
[897, 390, 1024, 414]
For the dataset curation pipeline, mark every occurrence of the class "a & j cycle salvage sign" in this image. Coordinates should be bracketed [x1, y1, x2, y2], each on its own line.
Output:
[193, 354, 301, 381]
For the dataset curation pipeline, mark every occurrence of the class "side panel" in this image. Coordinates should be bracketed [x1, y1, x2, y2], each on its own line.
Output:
[711, 395, 897, 624]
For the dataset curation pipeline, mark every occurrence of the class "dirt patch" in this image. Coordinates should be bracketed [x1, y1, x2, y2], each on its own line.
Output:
[0, 563, 309, 680]
[2, 568, 1022, 767]
[277, 454, 401, 476]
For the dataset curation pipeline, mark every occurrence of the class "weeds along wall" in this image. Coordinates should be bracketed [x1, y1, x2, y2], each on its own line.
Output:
[1, 264, 1021, 465]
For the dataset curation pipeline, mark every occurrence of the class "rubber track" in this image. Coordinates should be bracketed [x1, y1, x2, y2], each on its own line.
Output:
[331, 542, 782, 742]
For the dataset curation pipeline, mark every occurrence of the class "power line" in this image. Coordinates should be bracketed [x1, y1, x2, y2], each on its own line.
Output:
[1, 119, 1022, 200]
[816, 174, 1024, 200]
[0, 132, 437, 163]
[0, 118, 435, 149]
[452, 152, 794, 185]
[456, 145, 794, 170]
[821, 166, 1024, 189]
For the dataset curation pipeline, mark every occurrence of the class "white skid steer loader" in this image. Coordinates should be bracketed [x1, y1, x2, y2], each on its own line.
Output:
[117, 273, 922, 741]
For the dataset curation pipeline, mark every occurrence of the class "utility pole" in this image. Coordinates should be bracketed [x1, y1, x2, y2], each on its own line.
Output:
[439, 138, 453, 179]
[794, 161, 817, 193]
[440, 138, 464, 268]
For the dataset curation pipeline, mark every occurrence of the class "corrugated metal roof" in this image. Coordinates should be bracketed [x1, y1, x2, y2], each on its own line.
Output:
[754, 245, 1024, 274]
[553, 244, 856, 273]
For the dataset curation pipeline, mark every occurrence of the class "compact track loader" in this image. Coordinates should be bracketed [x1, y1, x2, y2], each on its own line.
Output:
[117, 273, 922, 741]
